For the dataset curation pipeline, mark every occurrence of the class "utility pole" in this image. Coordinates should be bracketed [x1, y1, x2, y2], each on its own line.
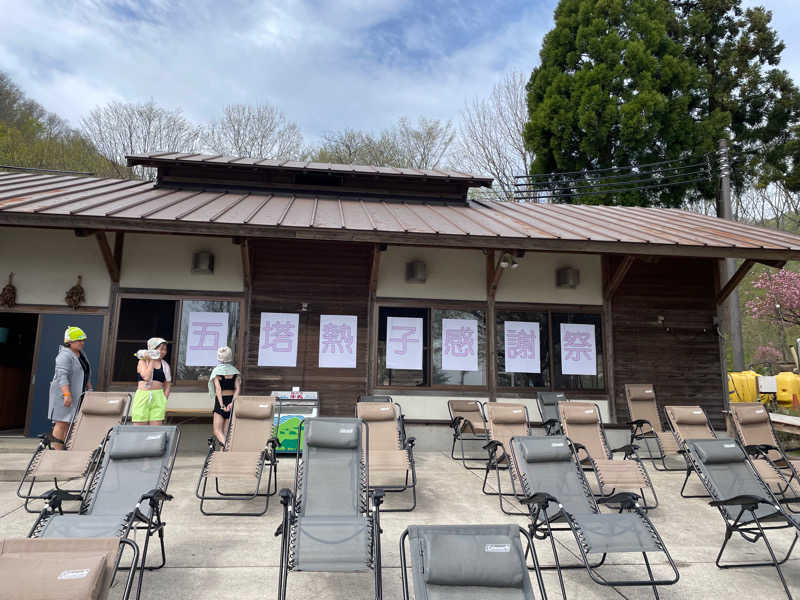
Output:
[718, 137, 745, 371]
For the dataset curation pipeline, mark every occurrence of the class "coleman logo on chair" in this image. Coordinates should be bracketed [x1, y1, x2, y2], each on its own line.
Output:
[692, 410, 702, 414]
[551, 442, 565, 447]
[724, 443, 736, 448]
[584, 409, 593, 413]
[484, 544, 511, 553]
[380, 406, 390, 411]
[339, 428, 354, 434]
[58, 569, 91, 580]
[146, 435, 162, 440]
[108, 399, 121, 403]
[512, 409, 522, 413]
[259, 404, 270, 408]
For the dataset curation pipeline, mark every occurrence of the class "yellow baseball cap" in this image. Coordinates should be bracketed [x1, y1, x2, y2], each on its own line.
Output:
[64, 326, 87, 343]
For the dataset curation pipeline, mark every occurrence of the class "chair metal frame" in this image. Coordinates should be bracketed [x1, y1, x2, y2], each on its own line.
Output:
[448, 399, 490, 470]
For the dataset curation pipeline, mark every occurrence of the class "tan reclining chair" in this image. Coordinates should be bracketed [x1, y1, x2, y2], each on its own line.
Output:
[17, 391, 130, 512]
[625, 384, 681, 471]
[0, 538, 139, 600]
[196, 396, 278, 516]
[482, 403, 531, 515]
[448, 399, 489, 470]
[356, 401, 416, 512]
[560, 401, 658, 509]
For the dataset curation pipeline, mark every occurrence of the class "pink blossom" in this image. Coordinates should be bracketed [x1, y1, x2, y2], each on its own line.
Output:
[753, 345, 783, 363]
[746, 269, 800, 327]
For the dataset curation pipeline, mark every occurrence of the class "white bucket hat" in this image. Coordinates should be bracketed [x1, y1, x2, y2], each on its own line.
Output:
[147, 337, 167, 351]
[217, 346, 233, 363]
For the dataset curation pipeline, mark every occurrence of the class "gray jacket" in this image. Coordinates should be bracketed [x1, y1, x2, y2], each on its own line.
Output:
[48, 345, 90, 422]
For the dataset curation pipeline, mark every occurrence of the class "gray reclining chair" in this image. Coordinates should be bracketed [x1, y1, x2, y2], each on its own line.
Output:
[683, 438, 800, 599]
[399, 524, 545, 600]
[509, 435, 678, 599]
[537, 392, 565, 435]
[276, 418, 383, 600]
[28, 425, 180, 600]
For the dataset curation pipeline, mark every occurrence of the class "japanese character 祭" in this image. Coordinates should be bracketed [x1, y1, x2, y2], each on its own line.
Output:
[563, 331, 593, 362]
[321, 322, 354, 354]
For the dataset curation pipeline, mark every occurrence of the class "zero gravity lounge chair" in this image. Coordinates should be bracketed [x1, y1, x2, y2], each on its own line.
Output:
[356, 400, 417, 512]
[683, 438, 800, 599]
[448, 399, 489, 469]
[482, 403, 532, 515]
[624, 384, 681, 471]
[509, 436, 679, 599]
[559, 402, 658, 509]
[196, 396, 279, 516]
[0, 537, 140, 600]
[399, 524, 546, 600]
[28, 425, 180, 600]
[537, 392, 566, 436]
[18, 391, 131, 512]
[276, 418, 384, 600]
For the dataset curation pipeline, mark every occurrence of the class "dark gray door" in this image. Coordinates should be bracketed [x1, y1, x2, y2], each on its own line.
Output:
[29, 314, 104, 436]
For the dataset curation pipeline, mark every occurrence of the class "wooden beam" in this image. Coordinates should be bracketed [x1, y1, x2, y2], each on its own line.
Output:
[486, 250, 497, 403]
[113, 232, 124, 276]
[95, 231, 119, 282]
[368, 243, 381, 295]
[756, 259, 786, 269]
[716, 259, 755, 305]
[240, 239, 252, 290]
[604, 255, 635, 301]
[488, 250, 506, 295]
[366, 244, 382, 392]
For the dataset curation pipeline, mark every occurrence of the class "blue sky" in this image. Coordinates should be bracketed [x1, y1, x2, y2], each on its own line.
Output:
[0, 0, 798, 143]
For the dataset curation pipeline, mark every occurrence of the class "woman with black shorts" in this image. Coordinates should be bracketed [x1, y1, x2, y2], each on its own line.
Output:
[208, 346, 240, 445]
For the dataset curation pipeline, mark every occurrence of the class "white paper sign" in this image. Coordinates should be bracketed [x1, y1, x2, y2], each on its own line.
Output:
[386, 316, 423, 370]
[560, 323, 596, 375]
[319, 315, 357, 369]
[441, 318, 478, 372]
[504, 321, 540, 373]
[258, 312, 300, 367]
[186, 312, 229, 366]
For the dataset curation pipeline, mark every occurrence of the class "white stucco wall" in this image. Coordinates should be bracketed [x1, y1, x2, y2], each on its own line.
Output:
[496, 252, 603, 305]
[0, 226, 111, 306]
[120, 233, 243, 291]
[376, 246, 602, 305]
[376, 246, 486, 300]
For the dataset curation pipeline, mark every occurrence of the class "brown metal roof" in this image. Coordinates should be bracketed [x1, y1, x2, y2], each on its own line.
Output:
[126, 152, 494, 185]
[1, 170, 799, 260]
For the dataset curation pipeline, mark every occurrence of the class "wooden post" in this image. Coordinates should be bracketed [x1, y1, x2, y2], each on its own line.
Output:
[366, 244, 381, 392]
[95, 231, 120, 283]
[486, 250, 497, 403]
[113, 232, 124, 277]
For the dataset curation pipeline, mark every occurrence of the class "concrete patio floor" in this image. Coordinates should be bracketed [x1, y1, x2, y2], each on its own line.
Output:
[1, 439, 799, 599]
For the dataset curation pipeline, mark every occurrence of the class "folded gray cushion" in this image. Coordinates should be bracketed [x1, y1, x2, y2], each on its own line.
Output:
[692, 439, 745, 465]
[422, 533, 524, 588]
[305, 419, 359, 449]
[109, 430, 166, 459]
[519, 437, 571, 463]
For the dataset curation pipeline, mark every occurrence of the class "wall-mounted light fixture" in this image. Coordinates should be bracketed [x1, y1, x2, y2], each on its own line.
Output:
[556, 266, 579, 288]
[405, 260, 427, 283]
[499, 252, 520, 270]
[192, 251, 215, 274]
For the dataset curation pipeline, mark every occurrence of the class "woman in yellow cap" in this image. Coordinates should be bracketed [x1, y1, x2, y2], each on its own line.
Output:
[131, 337, 171, 425]
[47, 326, 92, 449]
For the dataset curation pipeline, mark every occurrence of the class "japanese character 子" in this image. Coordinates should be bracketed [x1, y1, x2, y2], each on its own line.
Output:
[261, 320, 295, 352]
[563, 331, 593, 362]
[388, 325, 419, 356]
[321, 322, 354, 354]
[507, 329, 536, 360]
[189, 321, 222, 351]
[444, 327, 474, 357]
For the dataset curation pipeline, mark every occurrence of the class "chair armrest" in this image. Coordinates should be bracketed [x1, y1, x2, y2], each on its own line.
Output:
[745, 444, 779, 457]
[404, 436, 416, 449]
[139, 489, 173, 504]
[597, 492, 640, 509]
[43, 488, 82, 510]
[628, 419, 652, 428]
[611, 444, 640, 458]
[709, 494, 772, 509]
[37, 433, 54, 449]
[520, 492, 559, 507]
[279, 488, 294, 506]
[371, 488, 385, 508]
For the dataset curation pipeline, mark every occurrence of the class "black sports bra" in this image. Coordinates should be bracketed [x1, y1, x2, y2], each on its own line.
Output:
[218, 374, 237, 391]
[138, 366, 166, 383]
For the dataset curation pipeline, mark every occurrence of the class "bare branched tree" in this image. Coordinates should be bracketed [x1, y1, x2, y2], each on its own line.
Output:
[203, 103, 304, 160]
[312, 117, 455, 169]
[81, 100, 200, 178]
[454, 71, 532, 201]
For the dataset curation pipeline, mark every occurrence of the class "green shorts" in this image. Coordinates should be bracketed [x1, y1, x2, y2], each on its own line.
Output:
[131, 389, 167, 422]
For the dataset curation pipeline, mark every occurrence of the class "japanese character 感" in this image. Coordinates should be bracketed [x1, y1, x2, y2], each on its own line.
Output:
[261, 320, 295, 352]
[389, 326, 419, 356]
[444, 327, 475, 357]
[321, 322, 354, 354]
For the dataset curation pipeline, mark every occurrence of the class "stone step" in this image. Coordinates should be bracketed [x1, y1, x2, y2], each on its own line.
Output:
[0, 453, 31, 481]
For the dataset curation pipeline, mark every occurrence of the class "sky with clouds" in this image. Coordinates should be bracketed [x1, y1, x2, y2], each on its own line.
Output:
[0, 0, 798, 144]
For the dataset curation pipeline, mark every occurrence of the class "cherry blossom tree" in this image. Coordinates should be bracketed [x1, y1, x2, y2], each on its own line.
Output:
[746, 269, 800, 327]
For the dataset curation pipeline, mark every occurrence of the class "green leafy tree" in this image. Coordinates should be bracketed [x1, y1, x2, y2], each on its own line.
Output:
[524, 0, 722, 206]
[673, 1, 800, 195]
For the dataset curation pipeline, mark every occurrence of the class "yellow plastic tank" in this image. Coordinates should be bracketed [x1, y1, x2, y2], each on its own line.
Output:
[776, 372, 800, 407]
[728, 371, 760, 404]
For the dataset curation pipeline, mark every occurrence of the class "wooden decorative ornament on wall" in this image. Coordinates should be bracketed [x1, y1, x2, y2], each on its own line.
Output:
[0, 273, 16, 308]
[65, 275, 86, 310]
